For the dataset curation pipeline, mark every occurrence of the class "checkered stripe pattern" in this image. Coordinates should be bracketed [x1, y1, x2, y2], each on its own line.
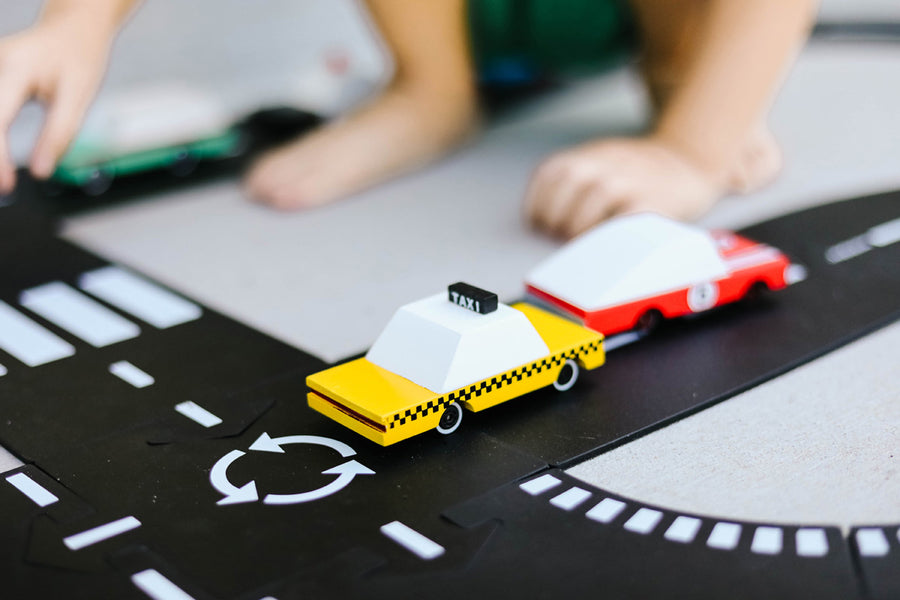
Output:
[389, 340, 602, 429]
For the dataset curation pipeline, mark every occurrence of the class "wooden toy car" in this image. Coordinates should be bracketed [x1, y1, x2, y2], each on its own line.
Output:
[52, 83, 242, 195]
[526, 213, 806, 336]
[307, 283, 605, 446]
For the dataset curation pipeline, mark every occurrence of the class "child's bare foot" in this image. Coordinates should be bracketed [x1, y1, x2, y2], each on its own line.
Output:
[245, 89, 476, 210]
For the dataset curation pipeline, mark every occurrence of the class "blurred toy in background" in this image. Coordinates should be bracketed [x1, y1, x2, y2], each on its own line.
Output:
[526, 213, 807, 336]
[51, 83, 243, 195]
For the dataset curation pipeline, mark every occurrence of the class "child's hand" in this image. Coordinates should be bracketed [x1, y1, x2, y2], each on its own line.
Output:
[0, 15, 114, 194]
[525, 136, 723, 239]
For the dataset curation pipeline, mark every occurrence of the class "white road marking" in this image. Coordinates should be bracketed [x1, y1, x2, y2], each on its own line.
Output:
[585, 498, 627, 524]
[20, 282, 139, 348]
[0, 363, 6, 376]
[264, 460, 374, 505]
[380, 521, 445, 560]
[519, 474, 562, 496]
[867, 217, 900, 247]
[175, 401, 222, 428]
[664, 516, 702, 544]
[707, 522, 742, 551]
[110, 361, 155, 388]
[5, 473, 58, 507]
[132, 569, 195, 600]
[796, 528, 829, 557]
[79, 266, 201, 329]
[549, 487, 592, 511]
[63, 516, 141, 550]
[603, 331, 641, 351]
[856, 528, 890, 557]
[825, 236, 871, 264]
[210, 450, 258, 506]
[0, 301, 75, 367]
[751, 526, 783, 555]
[623, 508, 663, 535]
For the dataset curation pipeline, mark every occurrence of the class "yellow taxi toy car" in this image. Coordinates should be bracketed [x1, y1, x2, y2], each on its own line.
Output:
[307, 283, 605, 446]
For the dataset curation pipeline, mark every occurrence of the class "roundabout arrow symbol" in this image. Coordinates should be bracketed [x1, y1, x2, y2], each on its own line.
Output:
[210, 450, 259, 506]
[263, 459, 375, 505]
[210, 434, 374, 506]
[249, 432, 356, 458]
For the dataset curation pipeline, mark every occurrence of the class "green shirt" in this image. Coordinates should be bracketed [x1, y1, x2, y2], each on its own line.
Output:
[468, 0, 635, 83]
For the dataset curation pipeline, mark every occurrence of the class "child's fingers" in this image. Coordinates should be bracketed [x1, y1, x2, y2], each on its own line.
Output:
[30, 77, 93, 179]
[560, 188, 624, 239]
[0, 73, 31, 194]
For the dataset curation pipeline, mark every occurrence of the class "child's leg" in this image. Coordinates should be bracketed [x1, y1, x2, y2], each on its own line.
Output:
[526, 0, 817, 239]
[632, 0, 782, 194]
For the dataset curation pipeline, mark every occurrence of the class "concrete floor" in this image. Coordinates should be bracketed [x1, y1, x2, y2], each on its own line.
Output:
[1, 1, 898, 529]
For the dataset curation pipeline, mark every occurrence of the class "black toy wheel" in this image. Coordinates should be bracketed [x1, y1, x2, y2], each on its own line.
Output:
[635, 309, 662, 334]
[81, 169, 114, 196]
[170, 150, 200, 176]
[553, 359, 580, 392]
[436, 403, 463, 435]
[743, 281, 770, 303]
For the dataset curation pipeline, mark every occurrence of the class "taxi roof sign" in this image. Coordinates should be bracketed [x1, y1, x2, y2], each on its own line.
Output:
[448, 282, 498, 315]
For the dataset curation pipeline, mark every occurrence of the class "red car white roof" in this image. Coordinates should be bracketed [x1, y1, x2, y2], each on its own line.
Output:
[526, 213, 730, 311]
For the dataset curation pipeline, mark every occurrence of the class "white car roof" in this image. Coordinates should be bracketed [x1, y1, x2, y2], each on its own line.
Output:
[526, 213, 729, 311]
[366, 293, 549, 394]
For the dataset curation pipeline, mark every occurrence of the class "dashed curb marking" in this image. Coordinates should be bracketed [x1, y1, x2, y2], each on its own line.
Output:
[519, 474, 562, 496]
[517, 474, 841, 559]
[796, 528, 829, 557]
[550, 487, 592, 511]
[624, 508, 663, 535]
[707, 522, 742, 551]
[856, 528, 890, 557]
[665, 516, 702, 544]
[751, 526, 783, 555]
[586, 498, 627, 524]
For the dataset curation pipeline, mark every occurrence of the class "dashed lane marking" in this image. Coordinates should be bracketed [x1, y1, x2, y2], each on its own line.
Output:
[110, 361, 155, 388]
[63, 516, 142, 551]
[174, 401, 222, 428]
[380, 521, 445, 560]
[519, 474, 562, 496]
[132, 569, 195, 600]
[549, 487, 592, 511]
[5, 473, 58, 507]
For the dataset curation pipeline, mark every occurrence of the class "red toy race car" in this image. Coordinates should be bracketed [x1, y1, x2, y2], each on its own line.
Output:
[525, 213, 806, 336]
